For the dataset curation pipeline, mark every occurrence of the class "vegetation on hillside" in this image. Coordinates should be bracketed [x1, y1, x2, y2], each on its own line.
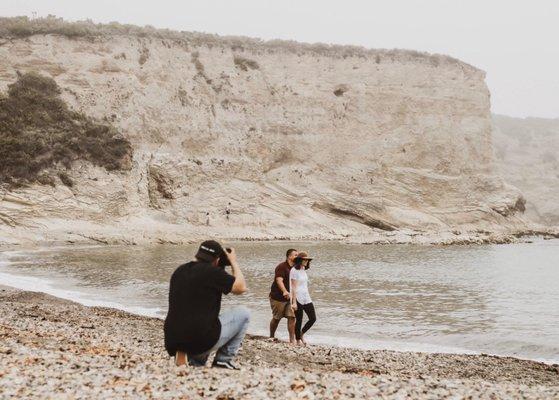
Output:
[0, 16, 475, 71]
[233, 56, 260, 71]
[0, 72, 132, 187]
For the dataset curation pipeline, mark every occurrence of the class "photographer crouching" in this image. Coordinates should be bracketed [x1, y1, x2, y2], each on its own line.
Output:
[164, 240, 249, 369]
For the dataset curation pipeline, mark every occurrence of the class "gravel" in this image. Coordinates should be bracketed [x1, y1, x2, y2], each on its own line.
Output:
[0, 285, 557, 399]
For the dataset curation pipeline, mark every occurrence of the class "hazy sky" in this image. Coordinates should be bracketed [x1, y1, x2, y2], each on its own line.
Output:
[4, 0, 559, 118]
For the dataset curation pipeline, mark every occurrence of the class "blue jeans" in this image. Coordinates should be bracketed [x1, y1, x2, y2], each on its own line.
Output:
[188, 306, 250, 366]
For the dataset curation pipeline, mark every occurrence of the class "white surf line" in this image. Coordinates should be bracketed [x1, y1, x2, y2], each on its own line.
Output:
[0, 270, 162, 319]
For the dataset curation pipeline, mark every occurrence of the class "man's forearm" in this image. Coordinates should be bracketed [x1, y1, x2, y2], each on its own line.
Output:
[231, 262, 246, 287]
[276, 278, 288, 294]
[225, 248, 246, 294]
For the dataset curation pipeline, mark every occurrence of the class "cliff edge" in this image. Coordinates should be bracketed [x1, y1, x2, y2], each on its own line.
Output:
[0, 17, 530, 245]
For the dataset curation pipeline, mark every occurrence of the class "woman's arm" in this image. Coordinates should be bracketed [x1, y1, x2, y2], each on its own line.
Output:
[290, 277, 298, 310]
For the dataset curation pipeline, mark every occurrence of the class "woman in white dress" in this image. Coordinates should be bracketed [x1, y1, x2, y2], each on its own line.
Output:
[289, 251, 316, 345]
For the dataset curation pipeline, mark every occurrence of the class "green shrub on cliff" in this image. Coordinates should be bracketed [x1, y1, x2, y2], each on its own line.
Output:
[0, 72, 132, 186]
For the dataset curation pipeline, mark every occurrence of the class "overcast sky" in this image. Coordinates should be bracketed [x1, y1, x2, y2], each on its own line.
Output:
[4, 0, 559, 118]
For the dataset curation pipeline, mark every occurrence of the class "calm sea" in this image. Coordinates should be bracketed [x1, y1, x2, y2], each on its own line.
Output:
[1, 240, 558, 363]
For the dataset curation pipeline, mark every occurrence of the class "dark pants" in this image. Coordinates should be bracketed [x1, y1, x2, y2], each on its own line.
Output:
[295, 302, 316, 340]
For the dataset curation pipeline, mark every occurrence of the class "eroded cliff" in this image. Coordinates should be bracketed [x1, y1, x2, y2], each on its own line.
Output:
[493, 115, 559, 227]
[0, 18, 529, 244]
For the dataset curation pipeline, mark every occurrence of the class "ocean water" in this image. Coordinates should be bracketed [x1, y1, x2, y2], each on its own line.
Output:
[1, 240, 558, 363]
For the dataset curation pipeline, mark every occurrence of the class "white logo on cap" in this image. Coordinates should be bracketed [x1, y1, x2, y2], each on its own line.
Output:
[201, 245, 216, 253]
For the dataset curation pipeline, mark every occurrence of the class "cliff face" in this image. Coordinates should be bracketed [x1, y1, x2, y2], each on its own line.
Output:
[0, 31, 527, 244]
[493, 115, 559, 227]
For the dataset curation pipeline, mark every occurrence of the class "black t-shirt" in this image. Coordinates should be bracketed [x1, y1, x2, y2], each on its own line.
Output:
[164, 261, 235, 356]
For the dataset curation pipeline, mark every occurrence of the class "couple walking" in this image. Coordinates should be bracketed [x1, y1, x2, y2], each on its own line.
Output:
[269, 249, 317, 345]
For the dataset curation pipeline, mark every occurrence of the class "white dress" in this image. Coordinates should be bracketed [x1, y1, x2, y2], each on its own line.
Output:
[289, 268, 312, 305]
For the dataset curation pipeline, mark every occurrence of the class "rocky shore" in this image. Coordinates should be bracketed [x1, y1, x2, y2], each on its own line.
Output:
[0, 285, 558, 399]
[1, 224, 559, 248]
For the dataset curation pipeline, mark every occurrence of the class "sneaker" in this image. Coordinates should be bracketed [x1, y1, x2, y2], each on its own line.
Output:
[212, 359, 240, 370]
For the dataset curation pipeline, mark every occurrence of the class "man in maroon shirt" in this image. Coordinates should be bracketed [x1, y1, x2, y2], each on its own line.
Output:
[269, 248, 298, 343]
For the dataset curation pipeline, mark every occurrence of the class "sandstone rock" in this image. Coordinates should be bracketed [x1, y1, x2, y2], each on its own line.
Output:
[493, 115, 559, 227]
[0, 26, 534, 244]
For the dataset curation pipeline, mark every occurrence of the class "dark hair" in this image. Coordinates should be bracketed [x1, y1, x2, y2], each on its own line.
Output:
[286, 248, 297, 259]
[294, 257, 311, 270]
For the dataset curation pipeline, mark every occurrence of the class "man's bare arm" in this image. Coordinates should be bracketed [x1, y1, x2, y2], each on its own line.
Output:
[226, 248, 247, 294]
[276, 277, 290, 299]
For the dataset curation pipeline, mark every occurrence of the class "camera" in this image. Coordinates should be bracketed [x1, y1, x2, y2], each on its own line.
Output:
[217, 247, 232, 268]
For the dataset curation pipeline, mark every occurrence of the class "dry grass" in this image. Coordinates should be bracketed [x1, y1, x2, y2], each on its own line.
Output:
[233, 55, 260, 71]
[0, 72, 132, 187]
[138, 47, 150, 66]
[0, 16, 478, 72]
[190, 51, 205, 75]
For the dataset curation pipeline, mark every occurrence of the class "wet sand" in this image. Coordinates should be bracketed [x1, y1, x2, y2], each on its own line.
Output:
[0, 285, 558, 399]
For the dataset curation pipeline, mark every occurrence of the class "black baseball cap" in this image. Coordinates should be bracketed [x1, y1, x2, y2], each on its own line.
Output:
[195, 240, 225, 262]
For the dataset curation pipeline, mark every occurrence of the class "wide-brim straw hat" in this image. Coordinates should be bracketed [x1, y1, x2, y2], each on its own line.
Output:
[296, 251, 313, 261]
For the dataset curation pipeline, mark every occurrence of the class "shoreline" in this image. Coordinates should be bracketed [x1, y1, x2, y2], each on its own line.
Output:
[1, 227, 559, 249]
[3, 241, 559, 367]
[2, 270, 558, 367]
[2, 241, 559, 368]
[0, 284, 558, 398]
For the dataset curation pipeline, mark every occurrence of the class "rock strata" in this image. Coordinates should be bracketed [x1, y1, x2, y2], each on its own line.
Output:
[0, 18, 533, 245]
[493, 115, 559, 227]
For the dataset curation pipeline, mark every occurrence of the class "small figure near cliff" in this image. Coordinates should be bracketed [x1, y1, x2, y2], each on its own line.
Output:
[206, 212, 210, 226]
[225, 203, 231, 221]
[164, 241, 249, 369]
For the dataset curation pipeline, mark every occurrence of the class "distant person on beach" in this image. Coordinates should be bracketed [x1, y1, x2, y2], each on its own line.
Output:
[164, 240, 249, 370]
[269, 249, 298, 343]
[290, 251, 316, 346]
[225, 202, 231, 220]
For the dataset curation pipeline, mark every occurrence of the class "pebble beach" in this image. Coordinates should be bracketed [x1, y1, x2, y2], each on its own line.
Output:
[0, 285, 558, 399]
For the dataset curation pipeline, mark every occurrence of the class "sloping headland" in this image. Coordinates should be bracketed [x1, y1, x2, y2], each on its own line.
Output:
[493, 115, 559, 227]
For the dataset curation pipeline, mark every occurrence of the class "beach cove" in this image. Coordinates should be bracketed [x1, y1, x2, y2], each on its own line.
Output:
[2, 241, 559, 364]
